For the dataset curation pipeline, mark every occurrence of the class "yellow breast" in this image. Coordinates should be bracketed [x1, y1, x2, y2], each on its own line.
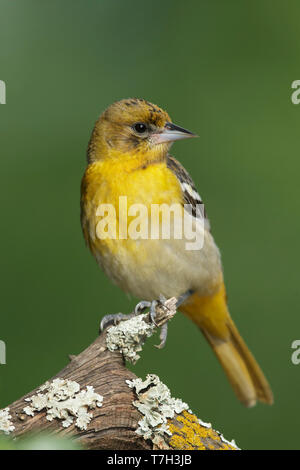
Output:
[81, 153, 222, 300]
[81, 154, 182, 258]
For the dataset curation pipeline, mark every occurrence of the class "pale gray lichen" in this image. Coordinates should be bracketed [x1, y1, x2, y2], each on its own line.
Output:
[126, 374, 190, 445]
[23, 378, 103, 431]
[0, 408, 15, 434]
[217, 432, 240, 450]
[106, 314, 155, 364]
[198, 417, 211, 428]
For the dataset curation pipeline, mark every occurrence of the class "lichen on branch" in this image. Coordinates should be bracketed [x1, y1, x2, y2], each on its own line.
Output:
[0, 298, 240, 450]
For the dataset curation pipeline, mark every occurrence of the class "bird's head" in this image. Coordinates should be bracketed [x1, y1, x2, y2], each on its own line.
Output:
[87, 98, 197, 163]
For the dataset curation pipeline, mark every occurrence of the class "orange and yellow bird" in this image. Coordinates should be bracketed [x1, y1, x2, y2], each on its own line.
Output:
[80, 98, 273, 407]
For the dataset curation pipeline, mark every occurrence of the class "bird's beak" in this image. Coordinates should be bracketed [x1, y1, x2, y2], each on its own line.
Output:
[152, 122, 198, 145]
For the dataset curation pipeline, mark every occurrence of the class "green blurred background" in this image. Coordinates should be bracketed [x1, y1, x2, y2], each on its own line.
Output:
[0, 0, 299, 450]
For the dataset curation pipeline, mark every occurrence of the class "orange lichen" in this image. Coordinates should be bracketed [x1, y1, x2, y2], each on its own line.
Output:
[168, 411, 237, 450]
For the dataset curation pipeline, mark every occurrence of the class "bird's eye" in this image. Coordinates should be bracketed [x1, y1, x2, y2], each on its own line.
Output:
[133, 122, 148, 134]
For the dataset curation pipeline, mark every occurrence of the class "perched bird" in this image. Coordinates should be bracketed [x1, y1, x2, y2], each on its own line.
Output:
[80, 98, 273, 407]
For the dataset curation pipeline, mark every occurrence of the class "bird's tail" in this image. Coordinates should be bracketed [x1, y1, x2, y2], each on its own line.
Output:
[180, 286, 273, 407]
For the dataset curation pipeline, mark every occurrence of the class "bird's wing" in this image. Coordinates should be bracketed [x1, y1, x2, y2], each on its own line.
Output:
[166, 155, 210, 230]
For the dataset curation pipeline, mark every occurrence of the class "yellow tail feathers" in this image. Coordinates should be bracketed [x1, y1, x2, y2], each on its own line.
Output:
[202, 320, 273, 406]
[180, 285, 273, 407]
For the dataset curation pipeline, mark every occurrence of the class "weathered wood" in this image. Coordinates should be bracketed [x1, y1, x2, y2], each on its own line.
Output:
[4, 306, 238, 450]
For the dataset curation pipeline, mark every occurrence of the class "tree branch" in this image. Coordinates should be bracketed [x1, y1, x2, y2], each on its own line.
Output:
[1, 300, 239, 450]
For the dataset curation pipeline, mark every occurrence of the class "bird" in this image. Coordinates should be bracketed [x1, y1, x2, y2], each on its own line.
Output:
[80, 98, 273, 407]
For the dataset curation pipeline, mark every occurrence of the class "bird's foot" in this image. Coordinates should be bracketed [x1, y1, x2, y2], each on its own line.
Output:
[155, 321, 168, 349]
[100, 298, 160, 332]
[135, 295, 169, 348]
[100, 312, 137, 332]
[100, 295, 173, 348]
[134, 300, 153, 315]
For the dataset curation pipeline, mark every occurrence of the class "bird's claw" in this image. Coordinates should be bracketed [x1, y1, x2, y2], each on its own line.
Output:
[134, 300, 152, 315]
[155, 322, 168, 349]
[149, 300, 159, 326]
[100, 312, 135, 332]
[101, 295, 170, 348]
[140, 295, 169, 347]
